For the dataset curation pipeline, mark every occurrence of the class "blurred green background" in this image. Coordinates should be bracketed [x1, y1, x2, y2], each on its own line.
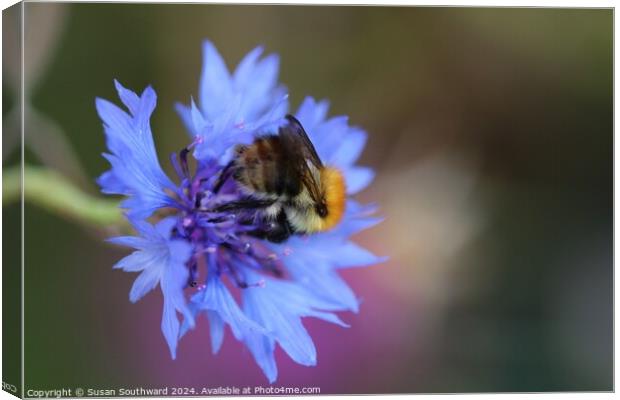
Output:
[3, 3, 612, 393]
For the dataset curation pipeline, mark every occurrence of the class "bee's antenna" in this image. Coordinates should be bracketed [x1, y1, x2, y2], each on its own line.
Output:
[179, 147, 191, 178]
[212, 160, 234, 193]
[169, 146, 192, 180]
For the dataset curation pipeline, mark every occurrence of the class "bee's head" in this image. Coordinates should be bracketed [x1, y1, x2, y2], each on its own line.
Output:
[315, 202, 328, 218]
[286, 167, 346, 234]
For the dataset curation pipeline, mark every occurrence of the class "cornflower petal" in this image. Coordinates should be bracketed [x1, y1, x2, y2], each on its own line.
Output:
[177, 40, 288, 163]
[109, 218, 194, 359]
[96, 81, 176, 218]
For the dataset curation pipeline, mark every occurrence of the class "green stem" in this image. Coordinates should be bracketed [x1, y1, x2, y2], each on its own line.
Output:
[3, 165, 124, 227]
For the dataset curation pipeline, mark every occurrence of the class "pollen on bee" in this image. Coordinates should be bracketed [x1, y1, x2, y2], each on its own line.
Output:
[319, 167, 346, 231]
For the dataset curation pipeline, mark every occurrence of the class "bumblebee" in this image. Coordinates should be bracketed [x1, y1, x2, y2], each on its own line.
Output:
[212, 115, 346, 243]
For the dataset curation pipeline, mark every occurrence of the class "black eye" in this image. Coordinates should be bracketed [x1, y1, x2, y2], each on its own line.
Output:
[316, 203, 328, 218]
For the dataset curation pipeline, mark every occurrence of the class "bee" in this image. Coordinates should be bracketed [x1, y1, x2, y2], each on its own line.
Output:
[212, 115, 346, 243]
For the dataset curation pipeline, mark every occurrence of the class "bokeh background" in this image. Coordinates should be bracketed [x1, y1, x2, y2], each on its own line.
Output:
[3, 3, 612, 394]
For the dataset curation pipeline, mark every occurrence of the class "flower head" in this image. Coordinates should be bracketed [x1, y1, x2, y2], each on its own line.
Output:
[97, 40, 383, 383]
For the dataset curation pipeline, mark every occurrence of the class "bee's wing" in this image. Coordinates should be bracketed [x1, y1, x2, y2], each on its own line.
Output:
[282, 115, 324, 169]
[279, 115, 324, 202]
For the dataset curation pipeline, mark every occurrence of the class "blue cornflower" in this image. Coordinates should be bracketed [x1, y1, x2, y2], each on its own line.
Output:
[97, 40, 383, 382]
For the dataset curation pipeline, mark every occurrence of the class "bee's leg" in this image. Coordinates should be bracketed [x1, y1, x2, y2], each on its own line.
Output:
[208, 198, 276, 213]
[264, 225, 292, 243]
[257, 209, 293, 243]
